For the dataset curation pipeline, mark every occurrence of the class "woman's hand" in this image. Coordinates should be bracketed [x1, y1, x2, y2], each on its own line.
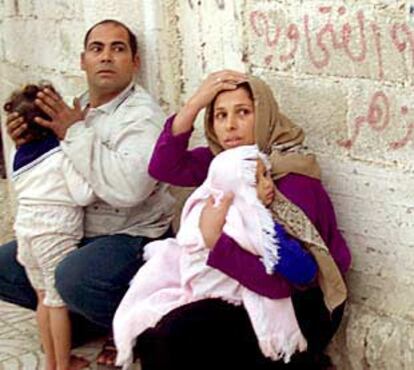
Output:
[200, 192, 234, 250]
[188, 70, 247, 112]
[172, 70, 247, 136]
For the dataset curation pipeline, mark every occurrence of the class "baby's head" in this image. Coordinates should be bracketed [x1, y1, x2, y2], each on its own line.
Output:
[207, 145, 275, 207]
[3, 82, 56, 141]
[256, 158, 275, 207]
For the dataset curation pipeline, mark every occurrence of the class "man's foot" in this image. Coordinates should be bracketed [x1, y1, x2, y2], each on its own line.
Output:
[69, 354, 90, 370]
[96, 337, 119, 368]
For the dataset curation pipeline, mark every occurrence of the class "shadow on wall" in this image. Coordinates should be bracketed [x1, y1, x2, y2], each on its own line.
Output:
[0, 129, 6, 179]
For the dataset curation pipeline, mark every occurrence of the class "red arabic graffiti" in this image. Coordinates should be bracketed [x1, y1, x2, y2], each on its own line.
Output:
[250, 6, 413, 151]
[337, 92, 413, 150]
[250, 6, 414, 80]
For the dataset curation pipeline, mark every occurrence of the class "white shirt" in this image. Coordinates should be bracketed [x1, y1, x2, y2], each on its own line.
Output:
[60, 81, 175, 238]
[13, 148, 95, 207]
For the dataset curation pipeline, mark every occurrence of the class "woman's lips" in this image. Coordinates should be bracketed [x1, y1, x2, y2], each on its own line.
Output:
[224, 138, 242, 147]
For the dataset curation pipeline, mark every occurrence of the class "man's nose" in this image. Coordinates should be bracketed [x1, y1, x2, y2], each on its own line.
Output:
[100, 48, 113, 63]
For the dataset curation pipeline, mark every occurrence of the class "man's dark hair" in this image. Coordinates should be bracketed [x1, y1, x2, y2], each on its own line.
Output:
[83, 19, 138, 57]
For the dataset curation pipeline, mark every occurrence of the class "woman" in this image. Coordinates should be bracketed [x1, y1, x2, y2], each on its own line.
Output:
[139, 70, 351, 370]
[114, 146, 317, 368]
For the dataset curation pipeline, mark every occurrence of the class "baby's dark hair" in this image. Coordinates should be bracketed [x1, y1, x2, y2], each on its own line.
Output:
[3, 82, 56, 140]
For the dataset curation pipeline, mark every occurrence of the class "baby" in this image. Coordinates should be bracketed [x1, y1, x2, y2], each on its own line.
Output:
[114, 145, 317, 368]
[4, 83, 94, 370]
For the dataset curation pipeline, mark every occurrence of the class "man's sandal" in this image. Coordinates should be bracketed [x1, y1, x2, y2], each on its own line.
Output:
[96, 337, 120, 370]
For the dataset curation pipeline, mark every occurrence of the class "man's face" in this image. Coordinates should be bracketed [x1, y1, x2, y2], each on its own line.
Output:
[81, 23, 139, 98]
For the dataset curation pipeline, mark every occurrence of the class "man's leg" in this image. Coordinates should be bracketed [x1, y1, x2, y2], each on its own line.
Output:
[55, 233, 159, 366]
[55, 234, 152, 329]
[0, 239, 106, 347]
[0, 240, 37, 309]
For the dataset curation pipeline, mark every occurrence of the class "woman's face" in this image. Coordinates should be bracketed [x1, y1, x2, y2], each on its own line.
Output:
[256, 159, 275, 207]
[212, 87, 255, 149]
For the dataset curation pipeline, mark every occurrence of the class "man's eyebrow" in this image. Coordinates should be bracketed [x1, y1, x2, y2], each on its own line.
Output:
[87, 40, 128, 47]
[87, 41, 104, 48]
[111, 41, 127, 46]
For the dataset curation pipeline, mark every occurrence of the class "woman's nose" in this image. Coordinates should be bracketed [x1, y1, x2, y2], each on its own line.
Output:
[225, 114, 237, 130]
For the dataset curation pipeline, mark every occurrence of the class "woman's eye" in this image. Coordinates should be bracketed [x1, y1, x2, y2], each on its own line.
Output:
[238, 109, 250, 116]
[215, 112, 226, 120]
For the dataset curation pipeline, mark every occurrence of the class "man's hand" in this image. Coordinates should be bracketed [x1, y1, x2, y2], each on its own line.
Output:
[200, 192, 234, 250]
[35, 88, 85, 140]
[6, 113, 34, 147]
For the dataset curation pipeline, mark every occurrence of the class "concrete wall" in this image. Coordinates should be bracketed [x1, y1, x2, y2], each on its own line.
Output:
[1, 1, 413, 368]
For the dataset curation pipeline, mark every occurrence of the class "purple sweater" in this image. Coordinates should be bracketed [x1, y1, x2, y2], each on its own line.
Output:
[149, 116, 351, 299]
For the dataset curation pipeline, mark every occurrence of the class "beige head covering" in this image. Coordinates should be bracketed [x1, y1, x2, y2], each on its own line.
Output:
[204, 75, 347, 312]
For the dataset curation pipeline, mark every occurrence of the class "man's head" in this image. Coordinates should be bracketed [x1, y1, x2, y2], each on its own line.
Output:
[83, 19, 138, 57]
[81, 20, 140, 106]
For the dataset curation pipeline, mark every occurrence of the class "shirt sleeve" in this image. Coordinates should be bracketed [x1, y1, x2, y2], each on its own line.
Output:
[148, 115, 213, 187]
[60, 106, 163, 208]
[61, 155, 96, 206]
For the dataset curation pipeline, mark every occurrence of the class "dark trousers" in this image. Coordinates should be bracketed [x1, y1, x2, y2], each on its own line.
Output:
[136, 289, 344, 370]
[0, 231, 171, 347]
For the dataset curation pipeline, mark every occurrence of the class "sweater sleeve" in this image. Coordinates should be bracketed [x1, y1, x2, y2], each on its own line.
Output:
[148, 115, 213, 187]
[207, 233, 293, 299]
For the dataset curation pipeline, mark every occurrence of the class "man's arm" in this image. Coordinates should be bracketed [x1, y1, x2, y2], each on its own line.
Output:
[35, 87, 166, 207]
[60, 108, 163, 207]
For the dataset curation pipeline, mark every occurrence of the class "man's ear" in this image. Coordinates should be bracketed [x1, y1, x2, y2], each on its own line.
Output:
[80, 52, 86, 71]
[133, 54, 140, 73]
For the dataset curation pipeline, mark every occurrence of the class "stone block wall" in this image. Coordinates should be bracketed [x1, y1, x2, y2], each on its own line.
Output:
[1, 1, 413, 368]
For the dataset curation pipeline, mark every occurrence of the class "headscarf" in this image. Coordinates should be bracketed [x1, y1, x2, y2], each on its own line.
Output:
[204, 76, 347, 312]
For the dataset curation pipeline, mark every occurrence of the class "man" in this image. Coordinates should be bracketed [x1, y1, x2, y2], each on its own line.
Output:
[0, 19, 175, 366]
